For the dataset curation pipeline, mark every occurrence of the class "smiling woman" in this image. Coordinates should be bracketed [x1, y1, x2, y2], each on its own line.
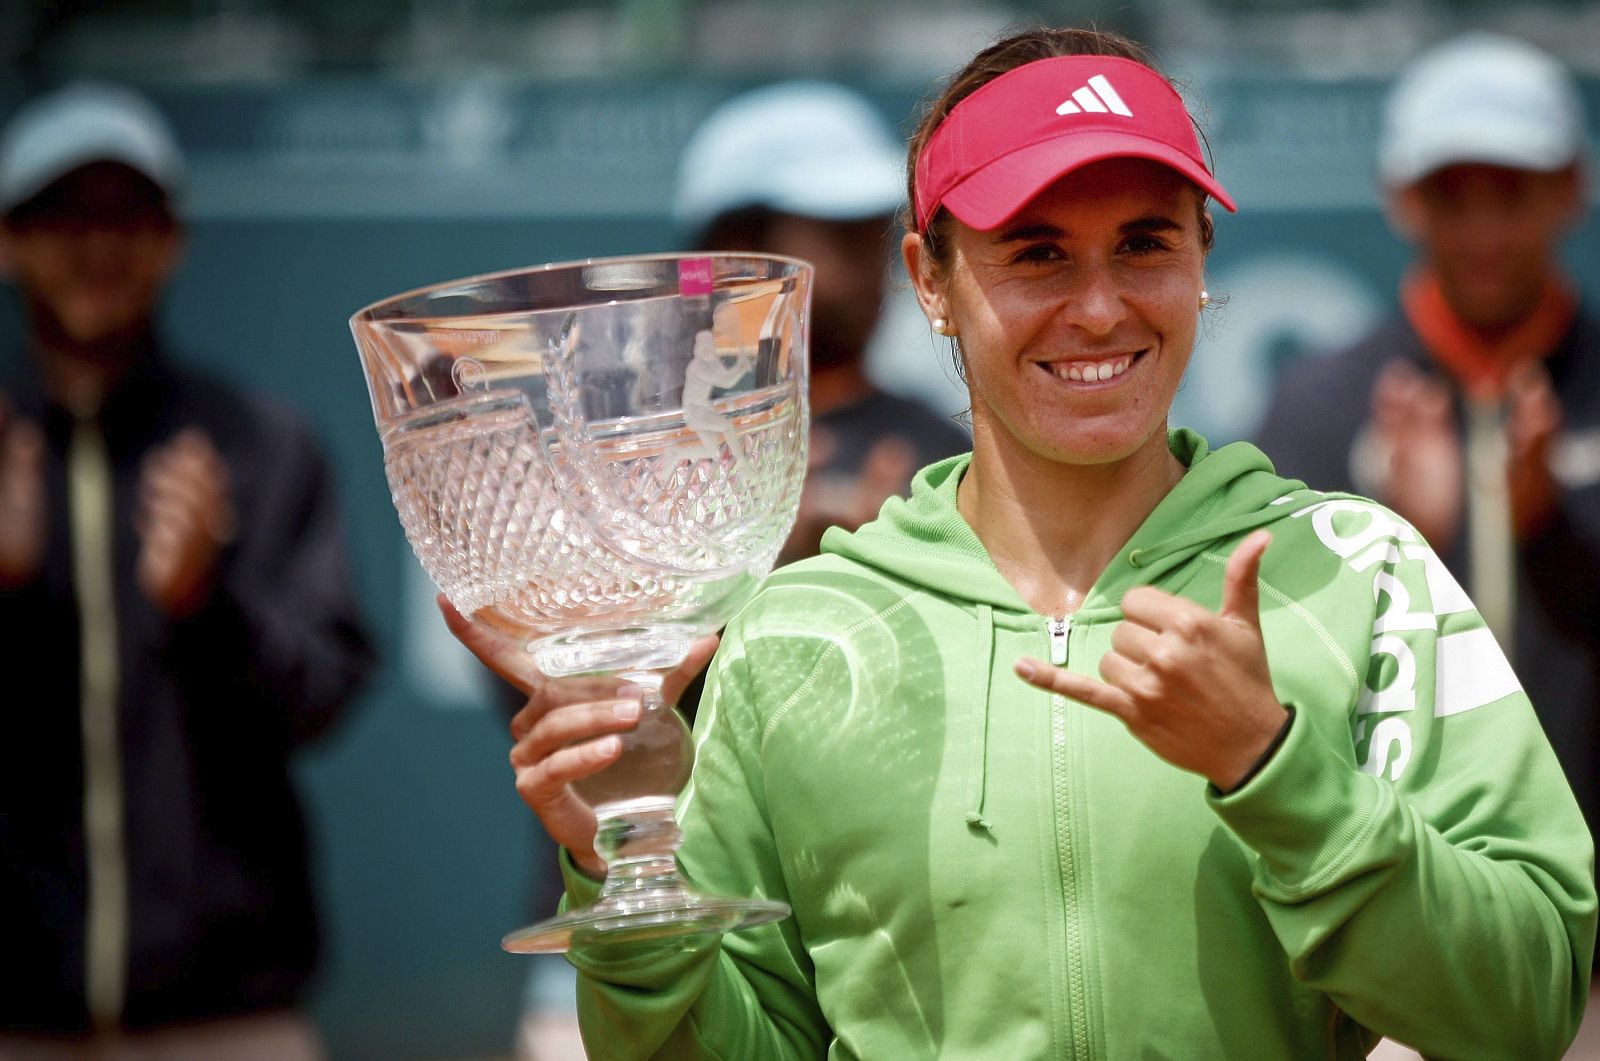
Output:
[909, 160, 1206, 473]
[450, 25, 1596, 1061]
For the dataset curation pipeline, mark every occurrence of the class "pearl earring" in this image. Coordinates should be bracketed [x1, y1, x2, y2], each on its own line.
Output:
[1198, 290, 1210, 311]
[932, 317, 957, 337]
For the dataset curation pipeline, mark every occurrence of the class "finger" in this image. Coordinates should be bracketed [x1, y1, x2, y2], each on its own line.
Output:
[136, 538, 180, 602]
[1119, 584, 1211, 634]
[1097, 650, 1160, 704]
[135, 492, 202, 548]
[514, 737, 624, 805]
[1507, 361, 1553, 404]
[513, 700, 644, 767]
[662, 634, 718, 706]
[1013, 657, 1136, 720]
[1221, 530, 1271, 628]
[135, 501, 217, 582]
[1372, 360, 1421, 423]
[141, 456, 222, 519]
[1, 423, 45, 510]
[1108, 619, 1161, 665]
[166, 427, 227, 476]
[1414, 374, 1454, 427]
[509, 674, 634, 741]
[1506, 365, 1561, 446]
[149, 436, 230, 502]
[138, 481, 223, 557]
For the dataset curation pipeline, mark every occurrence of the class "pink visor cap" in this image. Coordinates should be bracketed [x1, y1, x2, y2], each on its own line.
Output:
[913, 55, 1237, 232]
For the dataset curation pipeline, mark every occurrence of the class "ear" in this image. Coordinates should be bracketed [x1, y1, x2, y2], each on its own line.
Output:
[1384, 184, 1423, 242]
[151, 220, 187, 284]
[901, 230, 947, 327]
[1551, 163, 1584, 228]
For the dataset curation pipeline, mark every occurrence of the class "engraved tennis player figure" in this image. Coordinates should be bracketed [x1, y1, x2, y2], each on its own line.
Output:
[662, 303, 755, 479]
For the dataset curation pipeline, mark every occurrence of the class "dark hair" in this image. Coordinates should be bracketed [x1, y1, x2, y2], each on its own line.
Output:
[904, 26, 1216, 264]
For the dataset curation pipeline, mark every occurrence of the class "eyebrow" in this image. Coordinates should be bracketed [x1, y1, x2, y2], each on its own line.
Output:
[993, 215, 1184, 242]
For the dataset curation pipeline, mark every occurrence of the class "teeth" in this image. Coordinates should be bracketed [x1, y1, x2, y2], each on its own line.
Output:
[1049, 355, 1133, 382]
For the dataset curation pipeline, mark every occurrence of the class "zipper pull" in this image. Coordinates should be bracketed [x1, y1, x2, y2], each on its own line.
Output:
[1050, 615, 1070, 666]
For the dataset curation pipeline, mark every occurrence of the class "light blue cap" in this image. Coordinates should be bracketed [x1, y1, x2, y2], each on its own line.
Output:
[0, 82, 185, 214]
[674, 81, 905, 233]
[1379, 34, 1586, 186]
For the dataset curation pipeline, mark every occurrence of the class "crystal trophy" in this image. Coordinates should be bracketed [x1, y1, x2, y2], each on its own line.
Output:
[350, 254, 811, 952]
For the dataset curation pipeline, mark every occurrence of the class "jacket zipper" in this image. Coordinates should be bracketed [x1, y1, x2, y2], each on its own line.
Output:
[1050, 615, 1070, 666]
[1048, 614, 1092, 1057]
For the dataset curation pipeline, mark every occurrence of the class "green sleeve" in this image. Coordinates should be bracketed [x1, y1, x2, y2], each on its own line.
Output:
[563, 624, 830, 1059]
[1210, 533, 1597, 1060]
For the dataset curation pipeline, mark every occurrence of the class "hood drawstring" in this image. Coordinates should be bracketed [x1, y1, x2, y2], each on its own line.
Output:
[1127, 508, 1290, 569]
[964, 603, 996, 834]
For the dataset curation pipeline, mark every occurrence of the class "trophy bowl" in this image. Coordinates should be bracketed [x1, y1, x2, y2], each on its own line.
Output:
[350, 253, 811, 953]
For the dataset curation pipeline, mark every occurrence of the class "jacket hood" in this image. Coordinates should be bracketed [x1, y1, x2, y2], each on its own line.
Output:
[822, 429, 1307, 622]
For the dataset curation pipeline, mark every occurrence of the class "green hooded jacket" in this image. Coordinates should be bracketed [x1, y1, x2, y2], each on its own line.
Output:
[562, 430, 1595, 1059]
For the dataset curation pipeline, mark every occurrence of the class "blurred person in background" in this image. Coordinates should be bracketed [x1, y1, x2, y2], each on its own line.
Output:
[507, 80, 971, 1061]
[1256, 35, 1600, 871]
[675, 81, 971, 564]
[0, 84, 374, 1057]
[455, 25, 1593, 1059]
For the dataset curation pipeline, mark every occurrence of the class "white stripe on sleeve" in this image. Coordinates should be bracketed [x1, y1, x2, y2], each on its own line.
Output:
[1434, 626, 1522, 717]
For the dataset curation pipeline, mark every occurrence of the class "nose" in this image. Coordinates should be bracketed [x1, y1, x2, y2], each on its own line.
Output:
[1060, 261, 1126, 338]
[67, 227, 136, 277]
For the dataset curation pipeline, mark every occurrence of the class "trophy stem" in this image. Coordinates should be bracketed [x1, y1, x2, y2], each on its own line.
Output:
[499, 676, 789, 955]
[593, 796, 687, 902]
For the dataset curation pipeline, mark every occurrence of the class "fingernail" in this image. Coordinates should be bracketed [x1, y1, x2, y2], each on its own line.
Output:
[597, 736, 622, 756]
[612, 700, 640, 721]
[1014, 659, 1035, 679]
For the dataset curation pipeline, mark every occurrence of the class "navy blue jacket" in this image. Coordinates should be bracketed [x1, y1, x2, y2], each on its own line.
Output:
[0, 337, 375, 1032]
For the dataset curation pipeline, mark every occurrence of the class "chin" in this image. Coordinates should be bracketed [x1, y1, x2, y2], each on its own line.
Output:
[1036, 435, 1147, 467]
[1044, 424, 1173, 469]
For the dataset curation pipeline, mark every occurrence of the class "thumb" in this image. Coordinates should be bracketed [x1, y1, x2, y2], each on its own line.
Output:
[662, 633, 719, 706]
[1221, 530, 1271, 629]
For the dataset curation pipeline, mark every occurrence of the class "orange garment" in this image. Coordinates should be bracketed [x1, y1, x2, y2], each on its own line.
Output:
[1401, 269, 1577, 399]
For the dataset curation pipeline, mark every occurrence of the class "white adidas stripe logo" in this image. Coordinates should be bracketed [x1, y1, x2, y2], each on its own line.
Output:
[1055, 75, 1133, 117]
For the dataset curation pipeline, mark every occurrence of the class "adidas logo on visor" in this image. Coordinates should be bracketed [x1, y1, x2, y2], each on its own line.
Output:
[1055, 75, 1133, 117]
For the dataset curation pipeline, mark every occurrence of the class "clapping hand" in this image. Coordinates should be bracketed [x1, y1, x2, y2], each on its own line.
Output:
[0, 396, 46, 589]
[1371, 360, 1463, 554]
[1505, 362, 1562, 540]
[136, 428, 234, 616]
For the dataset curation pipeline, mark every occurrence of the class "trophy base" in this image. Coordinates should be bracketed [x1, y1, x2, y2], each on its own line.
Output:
[500, 889, 790, 954]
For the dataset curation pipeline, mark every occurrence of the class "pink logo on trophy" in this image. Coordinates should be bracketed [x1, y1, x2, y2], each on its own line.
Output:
[677, 257, 715, 296]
